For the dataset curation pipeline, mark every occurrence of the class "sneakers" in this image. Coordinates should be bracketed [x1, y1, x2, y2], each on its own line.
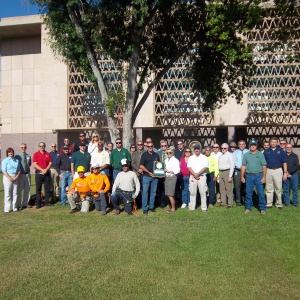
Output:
[114, 210, 120, 215]
[244, 209, 251, 214]
[149, 208, 156, 213]
[143, 210, 148, 215]
[69, 208, 78, 214]
[261, 211, 266, 215]
[208, 204, 214, 209]
[101, 210, 107, 215]
[167, 209, 175, 213]
[181, 203, 187, 209]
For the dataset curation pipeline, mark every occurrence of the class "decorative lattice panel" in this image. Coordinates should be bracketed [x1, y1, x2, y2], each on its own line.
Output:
[247, 12, 300, 125]
[68, 52, 123, 129]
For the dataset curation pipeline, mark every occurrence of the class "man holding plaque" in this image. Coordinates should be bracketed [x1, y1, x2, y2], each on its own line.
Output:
[139, 142, 160, 214]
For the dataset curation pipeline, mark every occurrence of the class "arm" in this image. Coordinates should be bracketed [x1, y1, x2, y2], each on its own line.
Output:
[133, 173, 140, 198]
[140, 164, 154, 177]
[261, 166, 267, 184]
[71, 162, 75, 177]
[282, 162, 287, 181]
[241, 165, 246, 183]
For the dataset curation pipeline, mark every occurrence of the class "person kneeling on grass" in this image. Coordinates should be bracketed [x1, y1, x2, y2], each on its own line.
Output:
[111, 159, 140, 216]
[67, 166, 91, 214]
[86, 163, 110, 215]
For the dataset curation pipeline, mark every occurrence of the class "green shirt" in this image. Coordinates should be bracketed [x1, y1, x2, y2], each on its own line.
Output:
[242, 150, 266, 174]
[207, 155, 219, 177]
[110, 148, 131, 169]
[71, 151, 91, 171]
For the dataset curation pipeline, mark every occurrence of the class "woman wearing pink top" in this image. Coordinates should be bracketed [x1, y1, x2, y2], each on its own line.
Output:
[180, 148, 191, 208]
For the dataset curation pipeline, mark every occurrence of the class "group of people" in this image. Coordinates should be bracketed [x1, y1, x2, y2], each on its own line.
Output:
[2, 132, 299, 216]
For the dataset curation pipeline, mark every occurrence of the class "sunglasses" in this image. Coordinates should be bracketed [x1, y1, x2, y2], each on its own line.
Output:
[79, 135, 85, 137]
[92, 136, 99, 138]
[148, 146, 153, 148]
[138, 144, 143, 146]
[39, 145, 45, 148]
[213, 146, 219, 148]
[98, 144, 104, 147]
[116, 142, 122, 144]
[78, 172, 85, 174]
[280, 142, 286, 145]
[122, 164, 128, 167]
[221, 148, 227, 150]
[166, 152, 173, 154]
[51, 146, 56, 147]
[21, 147, 27, 149]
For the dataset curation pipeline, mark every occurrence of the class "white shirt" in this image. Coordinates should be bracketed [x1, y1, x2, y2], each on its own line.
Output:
[112, 170, 140, 198]
[218, 151, 234, 177]
[165, 156, 180, 176]
[91, 150, 110, 167]
[187, 154, 209, 175]
[211, 151, 222, 160]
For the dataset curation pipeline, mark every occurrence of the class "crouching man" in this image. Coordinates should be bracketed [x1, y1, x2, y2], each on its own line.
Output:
[67, 166, 91, 214]
[111, 159, 140, 215]
[87, 163, 110, 215]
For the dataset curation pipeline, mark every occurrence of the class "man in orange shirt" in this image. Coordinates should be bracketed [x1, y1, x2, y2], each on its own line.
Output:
[87, 163, 110, 215]
[67, 166, 90, 214]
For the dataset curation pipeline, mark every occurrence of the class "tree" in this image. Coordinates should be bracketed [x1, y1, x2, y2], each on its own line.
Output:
[30, 0, 299, 148]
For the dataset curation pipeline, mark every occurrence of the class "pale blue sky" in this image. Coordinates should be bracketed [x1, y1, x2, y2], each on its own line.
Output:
[0, 0, 40, 19]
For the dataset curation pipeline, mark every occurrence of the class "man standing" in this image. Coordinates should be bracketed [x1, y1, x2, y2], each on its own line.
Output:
[15, 143, 31, 209]
[211, 143, 222, 202]
[86, 163, 110, 215]
[218, 143, 235, 208]
[90, 142, 110, 176]
[233, 140, 249, 206]
[264, 137, 287, 209]
[131, 140, 145, 178]
[204, 146, 219, 208]
[74, 132, 89, 152]
[56, 146, 73, 206]
[279, 139, 287, 151]
[283, 144, 299, 206]
[49, 143, 60, 200]
[187, 144, 209, 212]
[241, 139, 267, 215]
[71, 143, 91, 179]
[110, 138, 131, 181]
[175, 139, 185, 160]
[262, 140, 270, 153]
[111, 159, 140, 215]
[32, 142, 53, 208]
[157, 140, 168, 208]
[59, 138, 74, 155]
[229, 141, 237, 153]
[139, 142, 160, 214]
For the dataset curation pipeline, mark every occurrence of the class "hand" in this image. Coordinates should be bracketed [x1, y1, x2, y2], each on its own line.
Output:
[99, 189, 105, 193]
[228, 177, 232, 183]
[213, 176, 218, 182]
[59, 174, 63, 180]
[261, 177, 266, 184]
[138, 168, 143, 174]
[241, 177, 245, 184]
[283, 173, 287, 181]
[149, 172, 154, 178]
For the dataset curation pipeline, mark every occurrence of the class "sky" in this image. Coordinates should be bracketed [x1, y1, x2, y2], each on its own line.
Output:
[0, 0, 40, 19]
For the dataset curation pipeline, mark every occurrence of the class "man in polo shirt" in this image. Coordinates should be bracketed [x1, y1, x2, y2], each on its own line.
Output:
[90, 142, 110, 176]
[283, 144, 299, 206]
[241, 139, 267, 215]
[15, 143, 32, 209]
[233, 140, 249, 206]
[74, 132, 89, 152]
[110, 138, 131, 181]
[139, 142, 160, 214]
[263, 137, 287, 209]
[49, 143, 60, 200]
[218, 143, 235, 208]
[187, 143, 209, 212]
[59, 138, 74, 155]
[32, 142, 53, 208]
[71, 143, 91, 179]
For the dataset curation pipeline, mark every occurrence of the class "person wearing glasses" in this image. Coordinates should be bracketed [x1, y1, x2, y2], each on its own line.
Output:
[32, 142, 53, 209]
[71, 143, 91, 179]
[139, 142, 160, 214]
[111, 159, 140, 215]
[229, 141, 237, 153]
[211, 143, 222, 203]
[130, 145, 136, 155]
[279, 139, 287, 152]
[15, 143, 32, 209]
[90, 142, 110, 176]
[2, 148, 21, 212]
[49, 143, 60, 201]
[59, 138, 74, 155]
[180, 148, 191, 208]
[74, 132, 89, 152]
[110, 138, 131, 181]
[164, 148, 180, 213]
[88, 133, 101, 156]
[218, 143, 234, 208]
[157, 140, 168, 208]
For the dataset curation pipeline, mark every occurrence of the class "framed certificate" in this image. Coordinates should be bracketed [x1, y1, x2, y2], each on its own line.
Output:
[153, 161, 165, 177]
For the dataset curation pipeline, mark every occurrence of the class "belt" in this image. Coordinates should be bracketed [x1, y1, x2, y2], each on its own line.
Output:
[235, 168, 241, 171]
[120, 190, 133, 194]
[267, 167, 281, 170]
[21, 172, 29, 174]
[220, 169, 229, 172]
[114, 168, 122, 171]
[50, 167, 56, 169]
[61, 170, 71, 172]
[246, 172, 262, 176]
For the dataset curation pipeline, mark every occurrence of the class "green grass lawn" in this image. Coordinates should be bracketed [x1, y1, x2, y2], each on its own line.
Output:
[0, 176, 299, 300]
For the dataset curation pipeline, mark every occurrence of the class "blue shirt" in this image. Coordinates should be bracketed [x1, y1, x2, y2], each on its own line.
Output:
[233, 149, 249, 169]
[50, 150, 59, 168]
[2, 157, 20, 174]
[15, 152, 31, 174]
[263, 146, 287, 168]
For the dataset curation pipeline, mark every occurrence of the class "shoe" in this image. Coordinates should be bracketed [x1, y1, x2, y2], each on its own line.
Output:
[236, 203, 242, 206]
[69, 208, 78, 214]
[149, 208, 156, 213]
[143, 210, 148, 215]
[181, 203, 187, 209]
[45, 203, 54, 207]
[22, 206, 27, 209]
[261, 211, 266, 215]
[277, 206, 283, 210]
[208, 204, 214, 209]
[219, 203, 227, 207]
[128, 211, 133, 216]
[266, 205, 272, 209]
[244, 209, 251, 214]
[36, 206, 41, 209]
[61, 203, 66, 206]
[167, 209, 175, 213]
[202, 210, 207, 213]
[101, 210, 107, 215]
[227, 206, 233, 209]
[114, 210, 120, 215]
[27, 204, 32, 208]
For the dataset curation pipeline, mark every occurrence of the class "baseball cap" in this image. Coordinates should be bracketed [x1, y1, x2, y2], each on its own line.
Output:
[120, 158, 129, 166]
[193, 143, 201, 150]
[91, 163, 100, 168]
[77, 166, 85, 173]
[229, 142, 237, 147]
[249, 139, 258, 146]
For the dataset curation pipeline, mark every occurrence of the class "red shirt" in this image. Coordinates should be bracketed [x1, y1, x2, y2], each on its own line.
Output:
[180, 157, 190, 177]
[33, 151, 52, 169]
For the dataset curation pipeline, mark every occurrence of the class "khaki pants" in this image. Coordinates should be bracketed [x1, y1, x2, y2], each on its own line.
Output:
[189, 176, 207, 211]
[266, 168, 283, 207]
[67, 193, 90, 213]
[219, 170, 233, 206]
[50, 168, 59, 196]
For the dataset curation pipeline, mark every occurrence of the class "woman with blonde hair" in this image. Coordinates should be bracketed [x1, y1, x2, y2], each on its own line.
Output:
[2, 148, 21, 212]
[88, 133, 101, 156]
[164, 148, 180, 213]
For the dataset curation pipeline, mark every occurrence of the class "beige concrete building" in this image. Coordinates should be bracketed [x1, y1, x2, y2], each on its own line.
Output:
[0, 15, 299, 159]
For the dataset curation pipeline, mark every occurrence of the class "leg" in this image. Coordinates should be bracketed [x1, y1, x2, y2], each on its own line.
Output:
[122, 193, 133, 214]
[44, 173, 52, 205]
[265, 169, 274, 207]
[223, 170, 233, 206]
[273, 169, 283, 207]
[149, 178, 158, 210]
[12, 181, 18, 211]
[142, 176, 151, 212]
[207, 173, 215, 205]
[99, 192, 107, 213]
[111, 193, 121, 211]
[198, 176, 208, 211]
[60, 172, 68, 205]
[35, 173, 43, 208]
[290, 173, 298, 206]
[219, 172, 227, 205]
[3, 176, 13, 212]
[234, 170, 242, 205]
[189, 178, 197, 210]
[22, 174, 31, 207]
[67, 193, 76, 210]
[245, 175, 254, 211]
[254, 174, 266, 212]
[17, 174, 25, 209]
[283, 178, 291, 205]
[181, 176, 190, 205]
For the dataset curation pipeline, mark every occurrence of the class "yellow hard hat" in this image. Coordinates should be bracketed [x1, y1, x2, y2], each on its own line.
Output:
[77, 166, 85, 173]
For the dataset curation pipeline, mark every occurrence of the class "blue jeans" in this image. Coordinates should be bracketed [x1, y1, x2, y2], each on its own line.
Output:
[245, 173, 266, 211]
[142, 176, 158, 211]
[181, 176, 190, 205]
[206, 172, 215, 205]
[283, 173, 298, 206]
[113, 169, 121, 181]
[60, 172, 73, 204]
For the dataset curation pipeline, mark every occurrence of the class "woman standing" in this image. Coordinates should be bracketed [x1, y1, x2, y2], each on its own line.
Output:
[164, 148, 180, 213]
[2, 148, 21, 212]
[180, 148, 191, 208]
[88, 133, 101, 156]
